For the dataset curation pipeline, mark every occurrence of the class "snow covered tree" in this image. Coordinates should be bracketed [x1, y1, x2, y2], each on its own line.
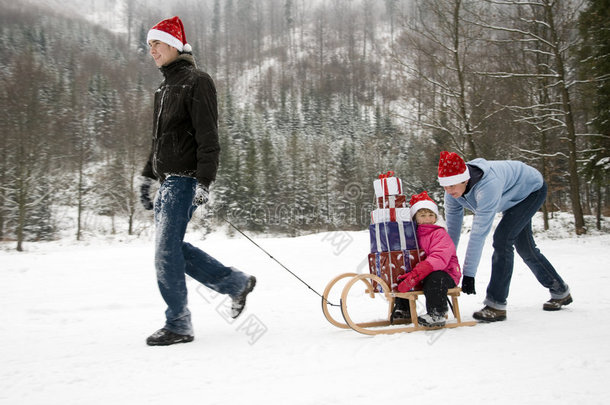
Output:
[578, 0, 610, 230]
[472, 0, 588, 234]
[1, 0, 606, 241]
[393, 0, 487, 159]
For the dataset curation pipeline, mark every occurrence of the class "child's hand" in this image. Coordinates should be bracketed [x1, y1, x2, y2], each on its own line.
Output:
[397, 262, 433, 292]
[397, 274, 417, 293]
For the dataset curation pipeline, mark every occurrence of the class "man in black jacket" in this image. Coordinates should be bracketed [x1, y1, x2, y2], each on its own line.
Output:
[140, 16, 256, 346]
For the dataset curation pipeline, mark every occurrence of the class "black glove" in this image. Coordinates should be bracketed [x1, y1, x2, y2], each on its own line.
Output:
[461, 276, 476, 295]
[193, 184, 209, 206]
[139, 177, 154, 210]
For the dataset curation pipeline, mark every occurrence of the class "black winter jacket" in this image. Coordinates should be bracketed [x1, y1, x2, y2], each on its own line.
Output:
[142, 55, 220, 187]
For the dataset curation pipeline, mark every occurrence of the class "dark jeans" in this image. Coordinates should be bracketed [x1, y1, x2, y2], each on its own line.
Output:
[154, 176, 249, 335]
[485, 182, 569, 310]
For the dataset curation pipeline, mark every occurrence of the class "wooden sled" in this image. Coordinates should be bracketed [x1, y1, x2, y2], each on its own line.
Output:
[322, 273, 476, 335]
[321, 272, 413, 330]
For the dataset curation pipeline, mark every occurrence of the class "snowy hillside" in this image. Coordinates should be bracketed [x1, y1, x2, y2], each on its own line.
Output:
[22, 0, 160, 32]
[1, 214, 608, 404]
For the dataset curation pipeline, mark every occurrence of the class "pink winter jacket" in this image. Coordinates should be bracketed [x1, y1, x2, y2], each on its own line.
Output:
[415, 224, 461, 285]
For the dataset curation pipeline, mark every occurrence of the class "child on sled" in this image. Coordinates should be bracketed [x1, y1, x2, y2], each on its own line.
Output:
[391, 191, 462, 327]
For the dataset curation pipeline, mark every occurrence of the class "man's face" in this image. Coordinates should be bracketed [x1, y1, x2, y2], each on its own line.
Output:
[443, 181, 468, 198]
[149, 40, 179, 67]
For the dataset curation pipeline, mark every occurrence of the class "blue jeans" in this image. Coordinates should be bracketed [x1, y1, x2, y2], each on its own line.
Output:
[154, 176, 249, 335]
[484, 182, 570, 310]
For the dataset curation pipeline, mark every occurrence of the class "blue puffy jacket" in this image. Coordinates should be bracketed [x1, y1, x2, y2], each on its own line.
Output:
[444, 158, 543, 277]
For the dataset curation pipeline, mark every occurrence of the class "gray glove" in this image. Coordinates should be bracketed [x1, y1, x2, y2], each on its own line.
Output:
[139, 177, 154, 210]
[193, 184, 209, 206]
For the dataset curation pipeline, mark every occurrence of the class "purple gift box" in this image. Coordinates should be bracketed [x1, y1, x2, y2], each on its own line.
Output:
[369, 221, 417, 253]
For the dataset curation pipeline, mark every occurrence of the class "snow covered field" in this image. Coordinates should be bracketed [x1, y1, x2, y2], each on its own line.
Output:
[1, 215, 609, 404]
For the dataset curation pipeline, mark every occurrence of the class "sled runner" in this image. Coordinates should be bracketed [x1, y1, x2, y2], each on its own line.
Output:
[322, 273, 476, 335]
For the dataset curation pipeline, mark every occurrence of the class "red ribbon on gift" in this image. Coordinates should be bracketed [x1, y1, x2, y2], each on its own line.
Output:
[377, 171, 401, 196]
[370, 208, 400, 223]
[378, 171, 395, 179]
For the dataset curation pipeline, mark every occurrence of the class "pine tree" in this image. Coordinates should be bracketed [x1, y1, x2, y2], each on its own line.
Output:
[579, 0, 610, 230]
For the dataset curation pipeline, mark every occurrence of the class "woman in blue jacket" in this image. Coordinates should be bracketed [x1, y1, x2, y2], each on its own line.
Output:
[438, 151, 571, 322]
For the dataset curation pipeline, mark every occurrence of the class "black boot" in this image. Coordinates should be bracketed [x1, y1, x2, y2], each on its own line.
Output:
[390, 298, 412, 324]
[231, 276, 257, 319]
[146, 328, 194, 346]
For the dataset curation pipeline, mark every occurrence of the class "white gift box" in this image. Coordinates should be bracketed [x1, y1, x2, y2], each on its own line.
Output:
[373, 174, 403, 197]
[370, 207, 411, 224]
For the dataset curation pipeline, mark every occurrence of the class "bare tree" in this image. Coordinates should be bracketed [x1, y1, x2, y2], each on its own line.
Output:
[392, 0, 500, 159]
[471, 0, 587, 234]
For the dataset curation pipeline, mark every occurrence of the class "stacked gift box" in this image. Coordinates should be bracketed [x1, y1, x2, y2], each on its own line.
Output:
[368, 172, 425, 292]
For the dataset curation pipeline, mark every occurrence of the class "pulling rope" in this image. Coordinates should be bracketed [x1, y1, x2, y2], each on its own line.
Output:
[222, 218, 340, 307]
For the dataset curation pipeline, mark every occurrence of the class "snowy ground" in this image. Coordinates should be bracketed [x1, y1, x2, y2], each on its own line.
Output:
[1, 215, 609, 405]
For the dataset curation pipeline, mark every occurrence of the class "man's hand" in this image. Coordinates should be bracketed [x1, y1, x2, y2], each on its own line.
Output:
[193, 184, 209, 206]
[461, 276, 476, 294]
[139, 177, 154, 210]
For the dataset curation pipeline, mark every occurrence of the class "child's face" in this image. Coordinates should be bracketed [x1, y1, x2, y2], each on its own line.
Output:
[415, 210, 437, 225]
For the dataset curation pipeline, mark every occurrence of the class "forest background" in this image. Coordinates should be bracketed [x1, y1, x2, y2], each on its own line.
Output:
[1, 0, 608, 251]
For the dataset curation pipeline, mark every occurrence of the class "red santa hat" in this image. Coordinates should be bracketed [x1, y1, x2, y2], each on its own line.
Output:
[147, 16, 192, 53]
[409, 191, 439, 218]
[438, 151, 470, 186]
